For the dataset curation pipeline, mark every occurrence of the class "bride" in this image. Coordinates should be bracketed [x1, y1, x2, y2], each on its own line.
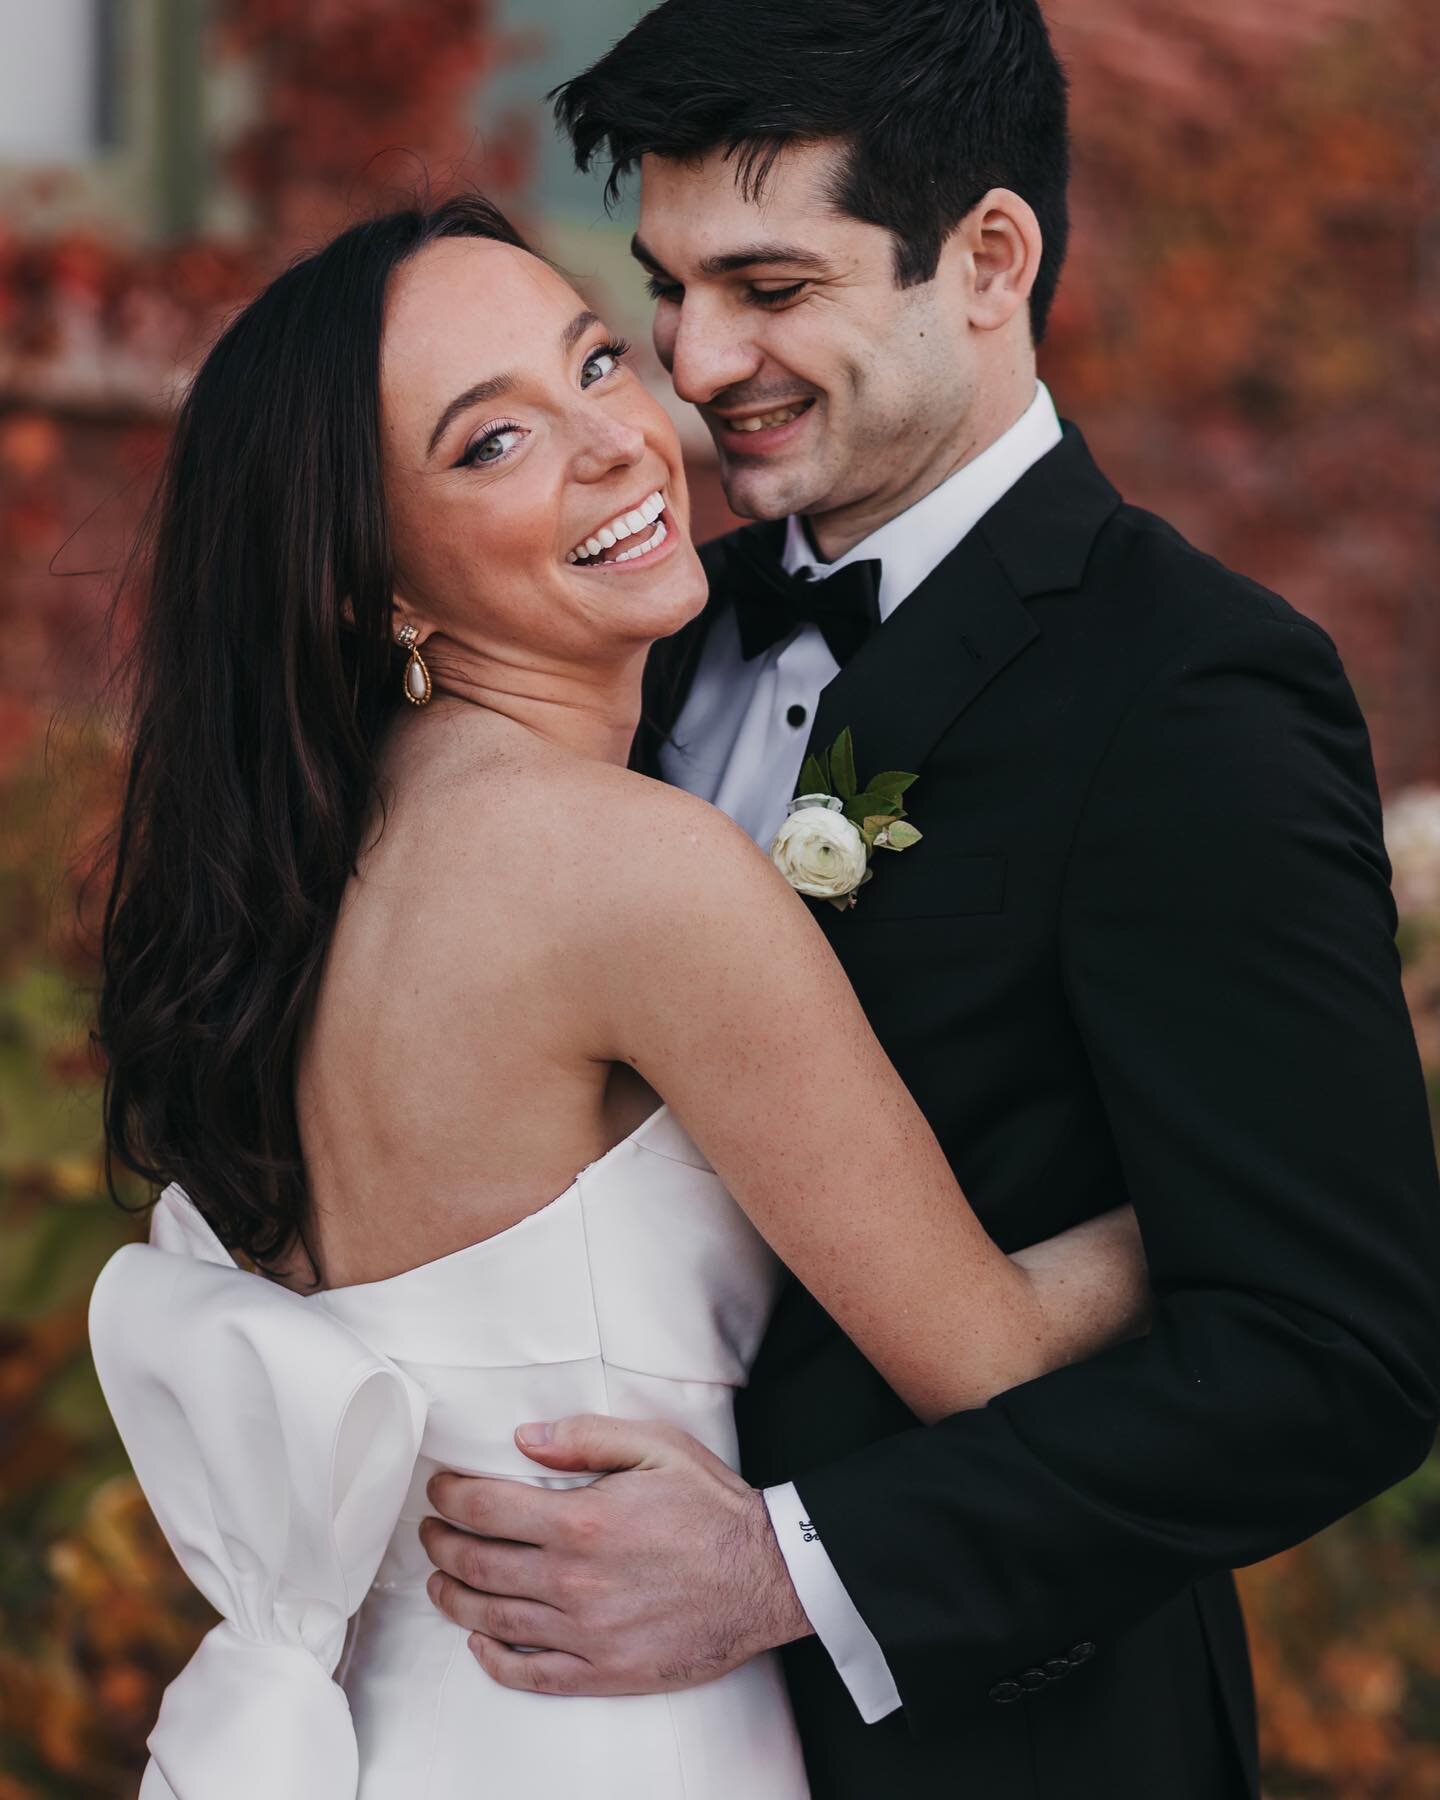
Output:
[89, 195, 1148, 1798]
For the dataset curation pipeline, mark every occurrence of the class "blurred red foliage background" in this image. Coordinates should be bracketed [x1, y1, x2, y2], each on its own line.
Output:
[1, 2, 1436, 1793]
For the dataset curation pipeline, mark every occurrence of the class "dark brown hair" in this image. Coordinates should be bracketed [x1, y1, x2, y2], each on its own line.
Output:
[553, 0, 1071, 342]
[97, 194, 529, 1267]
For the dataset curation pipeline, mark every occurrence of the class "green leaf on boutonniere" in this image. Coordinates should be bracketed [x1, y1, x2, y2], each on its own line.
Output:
[843, 789, 903, 825]
[880, 820, 923, 851]
[866, 771, 918, 802]
[829, 728, 857, 800]
[797, 753, 829, 797]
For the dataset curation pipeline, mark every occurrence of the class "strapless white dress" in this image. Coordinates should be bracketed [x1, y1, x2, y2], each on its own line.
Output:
[88, 1105, 810, 1799]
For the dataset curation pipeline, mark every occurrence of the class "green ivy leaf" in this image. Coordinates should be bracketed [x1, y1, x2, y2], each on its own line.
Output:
[796, 754, 829, 797]
[884, 820, 923, 850]
[844, 790, 902, 824]
[867, 770, 918, 802]
[829, 728, 857, 800]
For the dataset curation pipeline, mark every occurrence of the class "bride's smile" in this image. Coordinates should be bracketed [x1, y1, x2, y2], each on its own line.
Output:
[380, 235, 706, 721]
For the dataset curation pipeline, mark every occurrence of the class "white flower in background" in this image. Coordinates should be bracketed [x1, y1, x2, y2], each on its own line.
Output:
[1384, 786, 1440, 919]
[770, 805, 869, 901]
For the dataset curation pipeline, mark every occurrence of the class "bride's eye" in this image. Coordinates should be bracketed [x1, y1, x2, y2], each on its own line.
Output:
[458, 423, 525, 468]
[581, 338, 631, 389]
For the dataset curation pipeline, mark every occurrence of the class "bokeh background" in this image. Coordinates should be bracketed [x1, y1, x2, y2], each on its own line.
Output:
[1, 2, 1438, 1794]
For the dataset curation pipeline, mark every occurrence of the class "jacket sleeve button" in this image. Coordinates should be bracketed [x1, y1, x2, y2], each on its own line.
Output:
[1068, 1642, 1096, 1664]
[1019, 1668, 1047, 1691]
[1043, 1658, 1071, 1679]
[989, 1680, 1023, 1704]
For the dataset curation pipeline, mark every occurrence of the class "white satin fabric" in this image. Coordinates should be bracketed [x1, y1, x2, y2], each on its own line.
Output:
[89, 1105, 809, 1799]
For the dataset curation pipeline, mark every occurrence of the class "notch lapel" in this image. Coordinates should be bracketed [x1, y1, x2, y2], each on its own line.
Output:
[804, 528, 1038, 783]
[804, 423, 1120, 783]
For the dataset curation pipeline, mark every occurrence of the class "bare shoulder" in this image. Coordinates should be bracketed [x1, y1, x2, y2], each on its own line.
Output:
[520, 757, 793, 932]
[403, 728, 794, 944]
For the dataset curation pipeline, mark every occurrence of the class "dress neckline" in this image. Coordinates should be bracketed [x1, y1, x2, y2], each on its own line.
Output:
[152, 1104, 675, 1297]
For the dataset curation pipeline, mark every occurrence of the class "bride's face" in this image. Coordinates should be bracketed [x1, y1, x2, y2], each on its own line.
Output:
[379, 236, 706, 671]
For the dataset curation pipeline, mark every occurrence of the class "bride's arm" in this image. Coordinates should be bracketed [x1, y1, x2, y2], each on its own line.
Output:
[597, 785, 1148, 1426]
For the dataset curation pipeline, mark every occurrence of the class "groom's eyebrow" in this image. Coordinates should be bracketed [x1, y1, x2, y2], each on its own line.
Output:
[631, 235, 829, 279]
[427, 309, 601, 458]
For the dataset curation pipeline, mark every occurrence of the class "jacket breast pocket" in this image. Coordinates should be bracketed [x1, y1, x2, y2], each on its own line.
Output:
[843, 849, 1007, 922]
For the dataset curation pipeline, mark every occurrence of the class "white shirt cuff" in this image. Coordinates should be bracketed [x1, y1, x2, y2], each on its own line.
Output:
[763, 1481, 902, 1723]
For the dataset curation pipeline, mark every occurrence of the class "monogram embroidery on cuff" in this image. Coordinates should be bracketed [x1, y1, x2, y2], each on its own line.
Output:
[799, 1518, 820, 1543]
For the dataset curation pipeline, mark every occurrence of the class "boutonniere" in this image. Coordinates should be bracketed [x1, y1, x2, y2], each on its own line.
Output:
[769, 728, 922, 911]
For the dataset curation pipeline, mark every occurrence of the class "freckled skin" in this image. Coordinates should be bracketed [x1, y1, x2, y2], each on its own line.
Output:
[381, 236, 708, 717]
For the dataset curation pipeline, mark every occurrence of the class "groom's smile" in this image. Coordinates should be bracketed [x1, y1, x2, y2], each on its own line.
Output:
[707, 392, 817, 457]
[633, 140, 1013, 559]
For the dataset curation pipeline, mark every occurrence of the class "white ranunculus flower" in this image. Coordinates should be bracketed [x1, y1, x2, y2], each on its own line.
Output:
[787, 792, 844, 816]
[770, 804, 869, 899]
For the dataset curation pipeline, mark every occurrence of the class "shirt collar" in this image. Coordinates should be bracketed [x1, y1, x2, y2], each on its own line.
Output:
[780, 381, 1063, 622]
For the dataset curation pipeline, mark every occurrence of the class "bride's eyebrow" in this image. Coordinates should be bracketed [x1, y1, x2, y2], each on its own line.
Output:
[425, 308, 602, 458]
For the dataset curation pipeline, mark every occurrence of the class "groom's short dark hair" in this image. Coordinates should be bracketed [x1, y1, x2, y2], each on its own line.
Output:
[551, 0, 1071, 343]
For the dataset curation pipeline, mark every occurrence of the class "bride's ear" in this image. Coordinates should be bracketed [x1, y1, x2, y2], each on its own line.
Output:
[388, 594, 435, 646]
[335, 594, 434, 645]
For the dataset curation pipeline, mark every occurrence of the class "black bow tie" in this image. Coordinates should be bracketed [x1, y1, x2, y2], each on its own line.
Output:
[725, 536, 882, 668]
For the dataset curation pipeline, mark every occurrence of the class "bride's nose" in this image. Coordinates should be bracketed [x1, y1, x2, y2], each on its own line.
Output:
[569, 408, 647, 484]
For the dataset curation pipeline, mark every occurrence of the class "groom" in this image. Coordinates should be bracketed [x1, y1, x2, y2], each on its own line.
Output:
[422, 2, 1440, 1793]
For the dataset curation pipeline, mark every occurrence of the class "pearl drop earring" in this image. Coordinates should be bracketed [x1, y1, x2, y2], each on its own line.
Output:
[396, 623, 431, 706]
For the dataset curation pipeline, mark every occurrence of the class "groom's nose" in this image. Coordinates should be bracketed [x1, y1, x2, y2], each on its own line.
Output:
[661, 299, 762, 409]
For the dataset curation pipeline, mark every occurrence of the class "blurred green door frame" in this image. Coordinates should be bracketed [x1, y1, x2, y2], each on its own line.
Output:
[150, 0, 206, 239]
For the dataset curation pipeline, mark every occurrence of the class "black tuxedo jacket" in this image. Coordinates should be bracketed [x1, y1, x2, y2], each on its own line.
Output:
[635, 425, 1440, 1800]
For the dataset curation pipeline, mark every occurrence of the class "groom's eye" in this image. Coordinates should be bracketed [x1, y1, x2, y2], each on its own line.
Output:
[645, 276, 683, 303]
[748, 282, 808, 308]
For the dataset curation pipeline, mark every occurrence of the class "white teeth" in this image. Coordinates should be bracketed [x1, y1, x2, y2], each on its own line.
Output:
[567, 490, 667, 563]
[613, 517, 667, 562]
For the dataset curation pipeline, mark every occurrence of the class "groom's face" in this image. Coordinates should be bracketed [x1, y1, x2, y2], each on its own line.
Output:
[635, 142, 974, 537]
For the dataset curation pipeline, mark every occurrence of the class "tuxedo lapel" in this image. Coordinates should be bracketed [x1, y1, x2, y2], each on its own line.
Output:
[637, 424, 1120, 790]
[804, 529, 1038, 783]
[805, 423, 1119, 782]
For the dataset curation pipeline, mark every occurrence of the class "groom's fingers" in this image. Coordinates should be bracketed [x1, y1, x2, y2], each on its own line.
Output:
[426, 1470, 579, 1544]
[427, 1574, 564, 1651]
[512, 1414, 684, 1474]
[468, 1634, 605, 1698]
[418, 1518, 556, 1602]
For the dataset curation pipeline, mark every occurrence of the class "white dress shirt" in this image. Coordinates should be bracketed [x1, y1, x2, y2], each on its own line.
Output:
[659, 382, 1063, 1723]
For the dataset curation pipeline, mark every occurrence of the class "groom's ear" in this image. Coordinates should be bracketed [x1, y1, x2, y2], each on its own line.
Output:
[956, 187, 1043, 337]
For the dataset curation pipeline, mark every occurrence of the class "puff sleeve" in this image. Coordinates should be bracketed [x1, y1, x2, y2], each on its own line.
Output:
[88, 1187, 427, 1800]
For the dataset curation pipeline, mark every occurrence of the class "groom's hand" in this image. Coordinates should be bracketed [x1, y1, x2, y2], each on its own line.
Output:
[420, 1416, 814, 1695]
